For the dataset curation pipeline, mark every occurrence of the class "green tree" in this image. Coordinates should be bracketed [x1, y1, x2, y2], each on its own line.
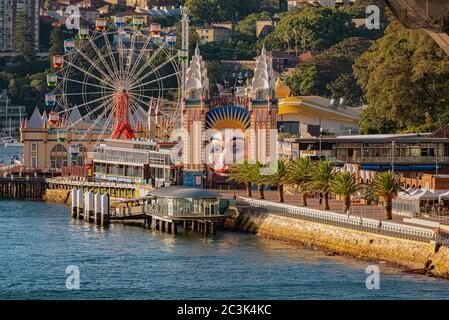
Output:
[39, 19, 52, 51]
[266, 7, 356, 53]
[331, 172, 359, 213]
[369, 171, 404, 220]
[327, 72, 363, 106]
[227, 160, 254, 197]
[236, 11, 272, 41]
[8, 79, 18, 101]
[12, 10, 35, 59]
[0, 72, 12, 90]
[248, 162, 269, 200]
[311, 161, 336, 210]
[49, 26, 65, 57]
[353, 18, 449, 133]
[287, 37, 371, 99]
[267, 160, 290, 203]
[206, 60, 230, 95]
[30, 79, 45, 94]
[287, 157, 314, 206]
[185, 0, 258, 26]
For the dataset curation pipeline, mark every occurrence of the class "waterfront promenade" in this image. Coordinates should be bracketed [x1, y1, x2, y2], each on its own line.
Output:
[218, 189, 393, 220]
[216, 189, 449, 233]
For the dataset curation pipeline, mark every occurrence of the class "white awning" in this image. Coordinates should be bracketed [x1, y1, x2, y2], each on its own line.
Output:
[411, 189, 438, 200]
[439, 190, 449, 200]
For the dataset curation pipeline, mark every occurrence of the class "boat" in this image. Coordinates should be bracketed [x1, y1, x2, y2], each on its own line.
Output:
[10, 153, 23, 165]
[4, 138, 23, 147]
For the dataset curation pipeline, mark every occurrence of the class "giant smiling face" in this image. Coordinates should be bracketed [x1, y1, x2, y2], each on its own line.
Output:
[204, 106, 251, 175]
[205, 128, 245, 175]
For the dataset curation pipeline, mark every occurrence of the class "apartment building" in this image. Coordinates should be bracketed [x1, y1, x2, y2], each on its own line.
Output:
[0, 0, 40, 55]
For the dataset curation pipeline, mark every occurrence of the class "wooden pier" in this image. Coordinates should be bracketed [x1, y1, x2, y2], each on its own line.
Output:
[46, 178, 138, 199]
[0, 178, 45, 199]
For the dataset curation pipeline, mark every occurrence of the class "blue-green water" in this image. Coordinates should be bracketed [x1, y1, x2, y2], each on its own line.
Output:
[0, 145, 22, 165]
[1, 200, 449, 300]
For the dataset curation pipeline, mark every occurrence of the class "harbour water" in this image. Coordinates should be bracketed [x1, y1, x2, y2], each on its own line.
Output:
[0, 145, 22, 165]
[1, 200, 449, 300]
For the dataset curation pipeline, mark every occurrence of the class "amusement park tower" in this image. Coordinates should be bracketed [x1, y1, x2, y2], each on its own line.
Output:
[182, 45, 277, 188]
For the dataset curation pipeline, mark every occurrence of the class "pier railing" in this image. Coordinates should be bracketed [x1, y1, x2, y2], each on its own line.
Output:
[236, 198, 442, 244]
[45, 178, 136, 189]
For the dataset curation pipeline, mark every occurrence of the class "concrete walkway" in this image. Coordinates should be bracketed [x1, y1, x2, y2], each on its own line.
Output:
[215, 189, 442, 231]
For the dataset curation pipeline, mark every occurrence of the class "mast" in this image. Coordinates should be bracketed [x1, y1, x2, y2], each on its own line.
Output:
[181, 6, 190, 111]
[5, 94, 8, 137]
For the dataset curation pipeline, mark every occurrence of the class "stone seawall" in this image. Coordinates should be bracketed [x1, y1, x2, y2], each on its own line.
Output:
[43, 189, 71, 205]
[239, 211, 449, 279]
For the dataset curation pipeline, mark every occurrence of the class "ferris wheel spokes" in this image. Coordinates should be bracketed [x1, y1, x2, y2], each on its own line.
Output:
[82, 36, 120, 84]
[129, 70, 181, 91]
[75, 98, 114, 143]
[129, 53, 178, 89]
[58, 93, 114, 116]
[64, 59, 115, 91]
[123, 30, 138, 79]
[72, 45, 117, 84]
[67, 95, 115, 130]
[127, 32, 154, 79]
[96, 112, 114, 144]
[56, 75, 113, 91]
[128, 41, 167, 83]
[130, 92, 178, 107]
[102, 32, 120, 79]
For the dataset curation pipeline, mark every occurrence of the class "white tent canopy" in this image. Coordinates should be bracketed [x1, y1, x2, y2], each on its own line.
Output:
[439, 190, 449, 200]
[411, 189, 438, 200]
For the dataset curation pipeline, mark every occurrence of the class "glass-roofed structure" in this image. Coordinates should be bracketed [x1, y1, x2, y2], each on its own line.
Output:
[146, 187, 224, 217]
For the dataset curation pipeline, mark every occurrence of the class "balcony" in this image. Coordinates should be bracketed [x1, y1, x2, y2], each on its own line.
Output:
[92, 151, 149, 165]
[338, 156, 449, 164]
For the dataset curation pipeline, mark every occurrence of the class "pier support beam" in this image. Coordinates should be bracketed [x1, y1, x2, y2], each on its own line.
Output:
[94, 193, 101, 225]
[100, 194, 110, 226]
[76, 189, 84, 219]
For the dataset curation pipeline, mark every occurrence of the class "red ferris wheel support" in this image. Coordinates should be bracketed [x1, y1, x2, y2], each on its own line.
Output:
[112, 90, 135, 140]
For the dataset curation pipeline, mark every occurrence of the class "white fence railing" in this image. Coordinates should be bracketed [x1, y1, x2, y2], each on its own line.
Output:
[236, 197, 438, 244]
[45, 178, 136, 189]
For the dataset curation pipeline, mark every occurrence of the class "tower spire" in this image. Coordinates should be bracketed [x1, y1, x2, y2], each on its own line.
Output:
[195, 42, 200, 56]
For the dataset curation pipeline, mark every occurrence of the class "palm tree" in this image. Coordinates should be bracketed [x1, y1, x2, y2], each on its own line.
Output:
[268, 159, 290, 203]
[311, 160, 336, 210]
[288, 157, 314, 206]
[331, 172, 359, 214]
[249, 162, 268, 200]
[227, 160, 253, 197]
[369, 171, 404, 220]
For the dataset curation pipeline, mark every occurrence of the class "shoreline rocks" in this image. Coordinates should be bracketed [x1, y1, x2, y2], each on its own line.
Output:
[237, 211, 449, 279]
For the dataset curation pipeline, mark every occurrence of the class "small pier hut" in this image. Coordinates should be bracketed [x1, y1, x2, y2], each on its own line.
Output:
[146, 186, 228, 235]
[147, 186, 223, 217]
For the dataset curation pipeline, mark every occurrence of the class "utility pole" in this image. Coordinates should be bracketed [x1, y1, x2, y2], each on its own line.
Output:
[436, 146, 439, 176]
[181, 6, 190, 109]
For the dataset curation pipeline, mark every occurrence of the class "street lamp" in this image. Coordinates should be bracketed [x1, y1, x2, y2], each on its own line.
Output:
[436, 146, 440, 176]
[391, 140, 395, 174]
[319, 128, 324, 160]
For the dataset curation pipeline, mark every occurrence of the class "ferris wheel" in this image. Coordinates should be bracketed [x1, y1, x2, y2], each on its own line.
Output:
[44, 15, 189, 151]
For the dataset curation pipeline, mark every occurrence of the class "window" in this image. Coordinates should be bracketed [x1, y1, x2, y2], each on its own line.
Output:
[307, 125, 321, 137]
[256, 90, 266, 100]
[51, 144, 67, 153]
[31, 142, 37, 152]
[278, 121, 300, 137]
[31, 156, 37, 169]
[50, 144, 68, 168]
